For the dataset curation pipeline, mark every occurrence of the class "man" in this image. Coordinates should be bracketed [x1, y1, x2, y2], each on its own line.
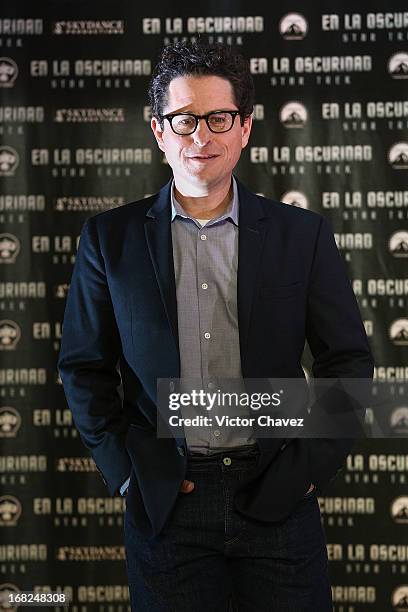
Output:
[58, 41, 374, 611]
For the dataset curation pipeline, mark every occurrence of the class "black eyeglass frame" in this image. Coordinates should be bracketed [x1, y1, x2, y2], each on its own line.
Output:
[161, 110, 242, 135]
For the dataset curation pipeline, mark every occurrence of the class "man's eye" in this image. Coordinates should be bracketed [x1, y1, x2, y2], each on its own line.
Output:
[209, 115, 227, 124]
[177, 117, 194, 125]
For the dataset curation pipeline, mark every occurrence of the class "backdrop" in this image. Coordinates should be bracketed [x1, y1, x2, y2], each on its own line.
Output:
[1, 1, 407, 610]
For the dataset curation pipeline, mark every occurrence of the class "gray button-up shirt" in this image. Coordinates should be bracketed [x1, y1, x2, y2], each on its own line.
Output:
[171, 175, 257, 455]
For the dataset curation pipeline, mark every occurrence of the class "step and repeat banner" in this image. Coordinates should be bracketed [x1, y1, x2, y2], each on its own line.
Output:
[0, 1, 407, 610]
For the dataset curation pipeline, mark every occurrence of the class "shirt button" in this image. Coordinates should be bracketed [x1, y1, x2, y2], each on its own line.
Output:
[200, 234, 207, 241]
[208, 381, 215, 389]
[201, 283, 208, 290]
[223, 457, 232, 466]
[213, 430, 221, 437]
[204, 332, 211, 339]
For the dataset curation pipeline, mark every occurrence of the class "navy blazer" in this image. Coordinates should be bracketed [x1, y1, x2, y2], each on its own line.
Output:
[58, 175, 374, 536]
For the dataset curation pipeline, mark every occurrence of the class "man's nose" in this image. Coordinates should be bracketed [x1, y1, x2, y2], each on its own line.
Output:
[193, 118, 212, 146]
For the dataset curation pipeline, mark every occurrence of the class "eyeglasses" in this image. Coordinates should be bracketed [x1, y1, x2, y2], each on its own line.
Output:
[162, 110, 241, 135]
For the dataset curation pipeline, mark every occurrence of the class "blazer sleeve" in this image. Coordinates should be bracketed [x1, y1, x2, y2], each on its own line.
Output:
[305, 215, 375, 491]
[57, 217, 132, 496]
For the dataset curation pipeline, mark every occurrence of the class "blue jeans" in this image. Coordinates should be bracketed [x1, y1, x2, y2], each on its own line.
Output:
[124, 447, 332, 611]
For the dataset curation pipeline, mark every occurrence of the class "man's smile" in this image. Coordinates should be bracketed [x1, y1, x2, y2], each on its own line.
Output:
[187, 154, 219, 161]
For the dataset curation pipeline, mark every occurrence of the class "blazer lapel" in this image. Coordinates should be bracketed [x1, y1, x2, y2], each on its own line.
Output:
[235, 178, 268, 366]
[235, 178, 288, 459]
[144, 179, 180, 356]
[144, 180, 186, 446]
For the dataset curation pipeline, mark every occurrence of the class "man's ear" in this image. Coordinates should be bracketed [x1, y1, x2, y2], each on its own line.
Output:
[241, 113, 253, 150]
[151, 116, 166, 153]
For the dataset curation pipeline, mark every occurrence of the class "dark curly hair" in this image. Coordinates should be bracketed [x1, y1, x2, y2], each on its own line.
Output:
[148, 40, 255, 127]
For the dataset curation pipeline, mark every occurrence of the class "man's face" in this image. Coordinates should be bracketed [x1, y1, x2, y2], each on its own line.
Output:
[151, 75, 252, 190]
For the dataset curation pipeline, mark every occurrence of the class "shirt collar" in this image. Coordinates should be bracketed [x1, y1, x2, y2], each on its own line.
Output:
[171, 175, 239, 227]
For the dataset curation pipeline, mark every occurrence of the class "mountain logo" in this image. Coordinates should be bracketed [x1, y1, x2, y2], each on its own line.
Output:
[388, 53, 408, 79]
[0, 407, 21, 437]
[0, 320, 21, 350]
[279, 13, 308, 40]
[0, 234, 20, 263]
[389, 319, 408, 346]
[388, 231, 408, 258]
[0, 496, 21, 526]
[388, 143, 408, 169]
[0, 58, 18, 87]
[281, 191, 309, 209]
[280, 102, 307, 128]
[392, 586, 408, 610]
[0, 146, 19, 176]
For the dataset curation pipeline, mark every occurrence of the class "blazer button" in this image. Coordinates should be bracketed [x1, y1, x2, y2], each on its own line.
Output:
[177, 446, 185, 456]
